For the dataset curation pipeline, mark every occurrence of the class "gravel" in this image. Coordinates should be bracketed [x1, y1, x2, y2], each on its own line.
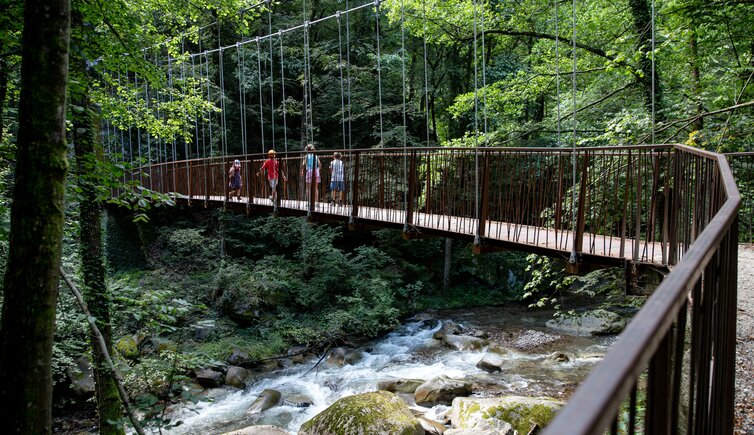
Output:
[736, 245, 754, 434]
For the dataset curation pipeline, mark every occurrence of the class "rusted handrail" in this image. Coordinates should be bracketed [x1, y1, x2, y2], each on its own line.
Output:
[544, 145, 739, 434]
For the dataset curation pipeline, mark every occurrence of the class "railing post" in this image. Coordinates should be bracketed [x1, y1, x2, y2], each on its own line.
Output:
[350, 152, 360, 223]
[405, 150, 417, 229]
[379, 153, 385, 209]
[476, 151, 491, 242]
[187, 160, 192, 205]
[573, 150, 589, 255]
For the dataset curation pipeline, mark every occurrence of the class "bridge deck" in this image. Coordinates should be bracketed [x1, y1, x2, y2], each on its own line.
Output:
[184, 194, 668, 266]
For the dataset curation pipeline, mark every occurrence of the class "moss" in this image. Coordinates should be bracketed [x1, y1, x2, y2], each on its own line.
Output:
[115, 335, 139, 359]
[299, 391, 422, 435]
[487, 402, 558, 433]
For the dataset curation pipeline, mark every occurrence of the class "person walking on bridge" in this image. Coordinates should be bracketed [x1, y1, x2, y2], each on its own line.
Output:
[227, 159, 242, 201]
[301, 144, 321, 204]
[258, 149, 286, 202]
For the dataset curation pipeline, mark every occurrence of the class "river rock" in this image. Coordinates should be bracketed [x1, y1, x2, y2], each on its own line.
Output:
[419, 416, 447, 434]
[176, 379, 205, 397]
[222, 425, 290, 435]
[325, 347, 361, 367]
[116, 335, 139, 360]
[66, 356, 95, 397]
[298, 391, 424, 435]
[378, 378, 425, 393]
[226, 366, 250, 389]
[443, 334, 488, 351]
[227, 348, 250, 365]
[433, 320, 462, 340]
[287, 345, 308, 364]
[195, 368, 224, 388]
[415, 376, 472, 406]
[545, 309, 627, 336]
[476, 352, 507, 373]
[545, 351, 574, 364]
[247, 389, 282, 414]
[283, 394, 314, 408]
[450, 396, 563, 434]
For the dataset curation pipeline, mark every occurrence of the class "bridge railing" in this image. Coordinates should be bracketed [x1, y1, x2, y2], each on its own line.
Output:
[543, 145, 739, 434]
[129, 145, 732, 266]
[725, 152, 754, 243]
[125, 144, 739, 433]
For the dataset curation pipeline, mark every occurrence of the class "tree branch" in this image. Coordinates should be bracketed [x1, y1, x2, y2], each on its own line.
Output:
[639, 99, 754, 143]
[59, 267, 146, 435]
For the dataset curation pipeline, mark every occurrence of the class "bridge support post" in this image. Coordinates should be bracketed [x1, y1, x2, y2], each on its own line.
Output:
[475, 151, 491, 243]
[348, 152, 360, 229]
[404, 151, 417, 231]
[567, 151, 589, 273]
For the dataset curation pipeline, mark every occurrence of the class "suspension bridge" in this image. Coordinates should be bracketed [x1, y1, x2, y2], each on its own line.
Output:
[103, 0, 750, 432]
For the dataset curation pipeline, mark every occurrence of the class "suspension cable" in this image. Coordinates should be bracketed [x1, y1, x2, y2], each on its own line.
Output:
[569, 0, 578, 264]
[268, 0, 275, 151]
[238, 41, 250, 207]
[337, 12, 346, 150]
[181, 38, 190, 195]
[375, 0, 384, 147]
[256, 37, 266, 153]
[305, 22, 315, 145]
[400, 0, 408, 229]
[218, 22, 229, 196]
[345, 0, 353, 150]
[651, 0, 655, 144]
[473, 0, 480, 244]
[480, 0, 488, 146]
[422, 0, 431, 146]
[168, 55, 177, 191]
[279, 31, 288, 153]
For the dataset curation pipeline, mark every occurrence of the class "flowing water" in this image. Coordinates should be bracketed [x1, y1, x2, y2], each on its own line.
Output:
[164, 307, 615, 434]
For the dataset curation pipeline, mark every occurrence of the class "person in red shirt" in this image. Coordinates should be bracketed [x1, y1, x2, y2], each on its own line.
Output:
[257, 149, 287, 202]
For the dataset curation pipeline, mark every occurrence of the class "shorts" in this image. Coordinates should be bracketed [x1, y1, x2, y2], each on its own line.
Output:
[268, 179, 278, 189]
[305, 169, 320, 183]
[330, 180, 345, 191]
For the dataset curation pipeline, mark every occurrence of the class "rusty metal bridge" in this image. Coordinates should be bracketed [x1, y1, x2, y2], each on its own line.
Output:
[125, 144, 747, 434]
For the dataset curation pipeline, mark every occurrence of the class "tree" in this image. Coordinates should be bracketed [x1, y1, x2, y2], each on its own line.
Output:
[0, 0, 71, 432]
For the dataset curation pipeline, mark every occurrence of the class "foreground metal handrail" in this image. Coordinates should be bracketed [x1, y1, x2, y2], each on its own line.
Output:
[544, 145, 739, 434]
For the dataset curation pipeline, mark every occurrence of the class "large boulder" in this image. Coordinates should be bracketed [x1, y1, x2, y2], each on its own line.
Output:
[287, 345, 309, 364]
[226, 366, 250, 389]
[195, 368, 224, 388]
[545, 309, 627, 336]
[299, 391, 424, 435]
[442, 335, 488, 352]
[115, 335, 139, 360]
[247, 389, 282, 414]
[419, 416, 447, 434]
[450, 396, 563, 434]
[222, 425, 290, 435]
[415, 376, 472, 406]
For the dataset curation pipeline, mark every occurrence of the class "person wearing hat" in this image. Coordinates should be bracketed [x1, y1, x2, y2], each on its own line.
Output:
[227, 159, 242, 201]
[257, 149, 287, 202]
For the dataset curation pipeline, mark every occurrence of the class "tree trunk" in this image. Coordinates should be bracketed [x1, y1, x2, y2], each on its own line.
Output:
[0, 0, 70, 432]
[71, 53, 125, 433]
[628, 0, 664, 121]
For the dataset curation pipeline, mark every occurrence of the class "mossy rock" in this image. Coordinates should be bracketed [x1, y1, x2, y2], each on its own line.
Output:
[299, 391, 423, 435]
[115, 335, 139, 360]
[450, 396, 564, 434]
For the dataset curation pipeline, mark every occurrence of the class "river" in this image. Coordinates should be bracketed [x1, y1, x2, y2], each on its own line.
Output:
[164, 306, 615, 434]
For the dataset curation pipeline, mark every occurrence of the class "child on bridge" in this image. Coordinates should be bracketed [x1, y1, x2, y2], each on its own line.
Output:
[257, 149, 286, 202]
[227, 159, 242, 201]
